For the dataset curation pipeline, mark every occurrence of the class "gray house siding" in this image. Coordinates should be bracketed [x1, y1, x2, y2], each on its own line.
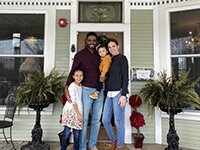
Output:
[162, 118, 200, 149]
[55, 10, 71, 74]
[130, 10, 154, 143]
[12, 105, 64, 141]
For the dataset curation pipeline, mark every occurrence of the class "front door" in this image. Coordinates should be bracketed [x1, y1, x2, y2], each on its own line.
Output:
[69, 1, 131, 143]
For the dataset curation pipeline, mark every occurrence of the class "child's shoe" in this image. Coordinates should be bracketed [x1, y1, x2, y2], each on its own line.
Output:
[89, 91, 99, 100]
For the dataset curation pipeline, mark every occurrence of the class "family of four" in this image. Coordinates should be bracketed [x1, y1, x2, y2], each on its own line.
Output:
[61, 32, 129, 150]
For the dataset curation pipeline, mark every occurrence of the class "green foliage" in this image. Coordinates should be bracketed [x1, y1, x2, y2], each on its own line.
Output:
[16, 69, 65, 110]
[96, 34, 109, 46]
[139, 70, 200, 115]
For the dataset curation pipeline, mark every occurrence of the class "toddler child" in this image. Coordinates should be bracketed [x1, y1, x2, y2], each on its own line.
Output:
[89, 44, 112, 99]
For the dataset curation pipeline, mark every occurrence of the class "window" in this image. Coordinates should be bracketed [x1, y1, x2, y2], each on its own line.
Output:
[170, 9, 200, 109]
[78, 2, 122, 23]
[0, 14, 45, 105]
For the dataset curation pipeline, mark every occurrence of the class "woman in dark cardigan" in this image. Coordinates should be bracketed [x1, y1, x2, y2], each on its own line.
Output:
[102, 39, 129, 150]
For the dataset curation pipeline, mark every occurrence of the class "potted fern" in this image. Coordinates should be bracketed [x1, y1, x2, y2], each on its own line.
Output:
[16, 69, 65, 108]
[16, 69, 65, 150]
[139, 70, 200, 150]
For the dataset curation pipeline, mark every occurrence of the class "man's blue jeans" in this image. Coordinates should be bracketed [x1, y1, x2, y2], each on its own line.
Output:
[79, 86, 104, 150]
[61, 126, 80, 150]
[102, 91, 125, 148]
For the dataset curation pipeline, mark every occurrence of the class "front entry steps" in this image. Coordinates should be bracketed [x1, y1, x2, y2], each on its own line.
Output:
[87, 126, 117, 140]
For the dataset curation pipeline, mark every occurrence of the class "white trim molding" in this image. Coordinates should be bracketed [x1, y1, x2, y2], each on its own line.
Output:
[161, 110, 200, 121]
[0, 0, 191, 10]
[0, 0, 71, 10]
[129, 0, 189, 9]
[0, 104, 54, 115]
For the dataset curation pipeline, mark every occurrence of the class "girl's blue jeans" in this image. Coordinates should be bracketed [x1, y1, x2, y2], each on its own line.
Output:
[102, 91, 126, 148]
[61, 126, 80, 150]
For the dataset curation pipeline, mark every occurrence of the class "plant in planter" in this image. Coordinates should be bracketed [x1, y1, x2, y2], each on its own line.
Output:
[16, 69, 65, 150]
[129, 94, 145, 149]
[139, 70, 200, 150]
[96, 34, 109, 46]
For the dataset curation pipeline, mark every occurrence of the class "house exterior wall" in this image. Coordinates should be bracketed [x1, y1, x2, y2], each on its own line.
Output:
[10, 10, 71, 142]
[12, 105, 64, 141]
[130, 1, 200, 149]
[130, 9, 154, 143]
[156, 1, 200, 149]
[55, 10, 71, 74]
[0, 0, 200, 149]
[162, 119, 200, 149]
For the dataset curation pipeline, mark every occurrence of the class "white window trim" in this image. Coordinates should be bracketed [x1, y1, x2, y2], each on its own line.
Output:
[0, 104, 54, 115]
[158, 1, 200, 121]
[0, 5, 56, 115]
[153, 5, 162, 144]
[161, 109, 200, 121]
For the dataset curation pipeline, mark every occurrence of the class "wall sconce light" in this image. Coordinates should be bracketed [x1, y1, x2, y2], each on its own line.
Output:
[71, 44, 76, 52]
[58, 18, 67, 27]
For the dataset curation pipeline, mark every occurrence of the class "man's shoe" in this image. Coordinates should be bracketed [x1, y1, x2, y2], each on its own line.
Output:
[89, 91, 99, 100]
[88, 146, 99, 150]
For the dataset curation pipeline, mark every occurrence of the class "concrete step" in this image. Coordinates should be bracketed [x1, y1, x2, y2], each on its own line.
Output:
[87, 126, 116, 140]
[0, 141, 193, 150]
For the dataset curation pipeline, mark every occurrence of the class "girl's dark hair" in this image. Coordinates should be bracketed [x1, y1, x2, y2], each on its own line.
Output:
[97, 44, 112, 56]
[72, 68, 84, 76]
[108, 38, 119, 46]
[97, 44, 108, 51]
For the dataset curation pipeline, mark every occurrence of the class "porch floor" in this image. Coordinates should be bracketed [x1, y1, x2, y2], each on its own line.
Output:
[0, 141, 193, 150]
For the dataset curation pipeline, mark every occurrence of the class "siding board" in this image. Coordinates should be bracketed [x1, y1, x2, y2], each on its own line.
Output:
[162, 118, 200, 149]
[55, 10, 71, 74]
[130, 9, 154, 143]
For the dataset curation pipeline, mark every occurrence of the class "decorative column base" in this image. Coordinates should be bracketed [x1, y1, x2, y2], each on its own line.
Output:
[20, 141, 50, 150]
[20, 124, 50, 150]
[161, 107, 183, 150]
[164, 129, 182, 150]
[20, 102, 50, 150]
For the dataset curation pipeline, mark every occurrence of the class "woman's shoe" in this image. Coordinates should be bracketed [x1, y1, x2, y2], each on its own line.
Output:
[111, 141, 117, 150]
[115, 145, 125, 150]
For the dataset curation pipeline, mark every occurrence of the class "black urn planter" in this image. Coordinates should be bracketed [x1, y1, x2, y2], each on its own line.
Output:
[160, 107, 183, 150]
[20, 101, 50, 150]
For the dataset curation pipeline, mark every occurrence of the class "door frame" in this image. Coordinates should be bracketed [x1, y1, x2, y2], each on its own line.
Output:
[70, 0, 132, 143]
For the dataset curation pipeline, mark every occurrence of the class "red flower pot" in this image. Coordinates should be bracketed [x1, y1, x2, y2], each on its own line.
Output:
[133, 133, 145, 149]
